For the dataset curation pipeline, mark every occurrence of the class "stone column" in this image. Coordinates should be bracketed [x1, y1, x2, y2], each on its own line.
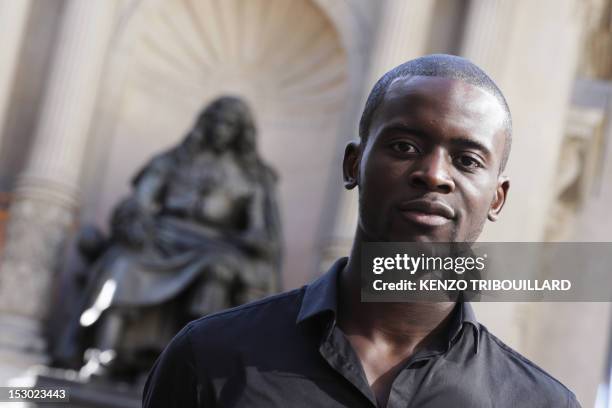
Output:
[460, 0, 517, 80]
[365, 0, 436, 84]
[0, 0, 116, 384]
[322, 0, 436, 267]
[0, 0, 32, 144]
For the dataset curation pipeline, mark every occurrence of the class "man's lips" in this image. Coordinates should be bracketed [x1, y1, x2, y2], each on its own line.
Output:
[397, 199, 455, 227]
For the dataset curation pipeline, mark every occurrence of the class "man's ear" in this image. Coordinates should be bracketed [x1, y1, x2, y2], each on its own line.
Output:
[342, 141, 361, 190]
[488, 175, 510, 221]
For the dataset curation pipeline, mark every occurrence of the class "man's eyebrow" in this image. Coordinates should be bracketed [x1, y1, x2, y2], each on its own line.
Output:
[449, 137, 492, 157]
[377, 123, 428, 138]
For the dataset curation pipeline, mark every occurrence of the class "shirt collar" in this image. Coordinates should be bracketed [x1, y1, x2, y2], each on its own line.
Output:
[296, 257, 346, 324]
[449, 301, 481, 354]
[297, 257, 480, 353]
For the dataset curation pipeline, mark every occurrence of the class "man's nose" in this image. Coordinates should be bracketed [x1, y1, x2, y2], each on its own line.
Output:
[408, 149, 455, 193]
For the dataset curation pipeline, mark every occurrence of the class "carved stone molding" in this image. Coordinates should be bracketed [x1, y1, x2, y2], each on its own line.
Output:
[0, 193, 73, 384]
[0, 196, 73, 318]
[544, 107, 606, 241]
[579, 0, 612, 79]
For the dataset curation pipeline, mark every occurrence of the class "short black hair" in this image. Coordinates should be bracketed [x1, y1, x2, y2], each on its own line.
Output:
[359, 54, 512, 170]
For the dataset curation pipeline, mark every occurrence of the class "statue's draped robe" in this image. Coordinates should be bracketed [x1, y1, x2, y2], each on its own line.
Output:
[81, 144, 282, 358]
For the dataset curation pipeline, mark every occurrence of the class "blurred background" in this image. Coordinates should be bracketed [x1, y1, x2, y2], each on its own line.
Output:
[0, 0, 610, 406]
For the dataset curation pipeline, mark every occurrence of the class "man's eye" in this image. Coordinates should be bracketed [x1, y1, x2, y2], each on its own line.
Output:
[390, 141, 418, 153]
[456, 155, 483, 169]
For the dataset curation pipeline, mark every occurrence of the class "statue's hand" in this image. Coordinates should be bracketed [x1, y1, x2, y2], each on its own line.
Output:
[122, 217, 155, 247]
[111, 197, 155, 248]
[229, 230, 276, 257]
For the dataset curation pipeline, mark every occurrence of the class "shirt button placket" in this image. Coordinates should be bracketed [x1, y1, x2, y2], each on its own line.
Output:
[386, 366, 415, 408]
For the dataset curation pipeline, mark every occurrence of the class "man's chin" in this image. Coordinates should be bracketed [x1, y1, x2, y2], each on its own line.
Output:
[359, 222, 459, 243]
[390, 235, 450, 243]
[386, 227, 457, 243]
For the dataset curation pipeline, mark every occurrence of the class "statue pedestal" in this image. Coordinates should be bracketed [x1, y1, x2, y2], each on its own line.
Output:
[30, 368, 141, 408]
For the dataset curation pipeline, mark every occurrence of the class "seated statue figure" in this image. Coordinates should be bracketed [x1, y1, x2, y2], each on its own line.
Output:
[74, 96, 282, 380]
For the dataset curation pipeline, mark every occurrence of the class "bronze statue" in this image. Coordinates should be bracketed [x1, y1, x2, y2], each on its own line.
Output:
[60, 96, 282, 381]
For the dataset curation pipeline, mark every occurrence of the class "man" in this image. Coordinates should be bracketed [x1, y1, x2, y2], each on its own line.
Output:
[143, 55, 580, 407]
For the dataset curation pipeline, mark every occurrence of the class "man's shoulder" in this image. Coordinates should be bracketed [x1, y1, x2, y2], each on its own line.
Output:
[184, 287, 306, 345]
[477, 324, 580, 406]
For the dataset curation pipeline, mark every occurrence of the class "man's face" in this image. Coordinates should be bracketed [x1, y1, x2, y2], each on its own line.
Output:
[345, 76, 510, 243]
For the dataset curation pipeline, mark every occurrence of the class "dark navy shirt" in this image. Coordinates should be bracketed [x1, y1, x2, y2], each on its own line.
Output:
[143, 258, 580, 407]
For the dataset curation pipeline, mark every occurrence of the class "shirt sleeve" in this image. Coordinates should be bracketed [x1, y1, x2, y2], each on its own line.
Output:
[142, 323, 201, 408]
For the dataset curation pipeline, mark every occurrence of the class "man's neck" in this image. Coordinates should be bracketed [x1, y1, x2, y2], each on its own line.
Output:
[337, 235, 456, 352]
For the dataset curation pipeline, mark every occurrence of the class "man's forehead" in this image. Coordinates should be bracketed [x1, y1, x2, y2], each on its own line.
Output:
[386, 75, 496, 106]
[378, 75, 507, 133]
